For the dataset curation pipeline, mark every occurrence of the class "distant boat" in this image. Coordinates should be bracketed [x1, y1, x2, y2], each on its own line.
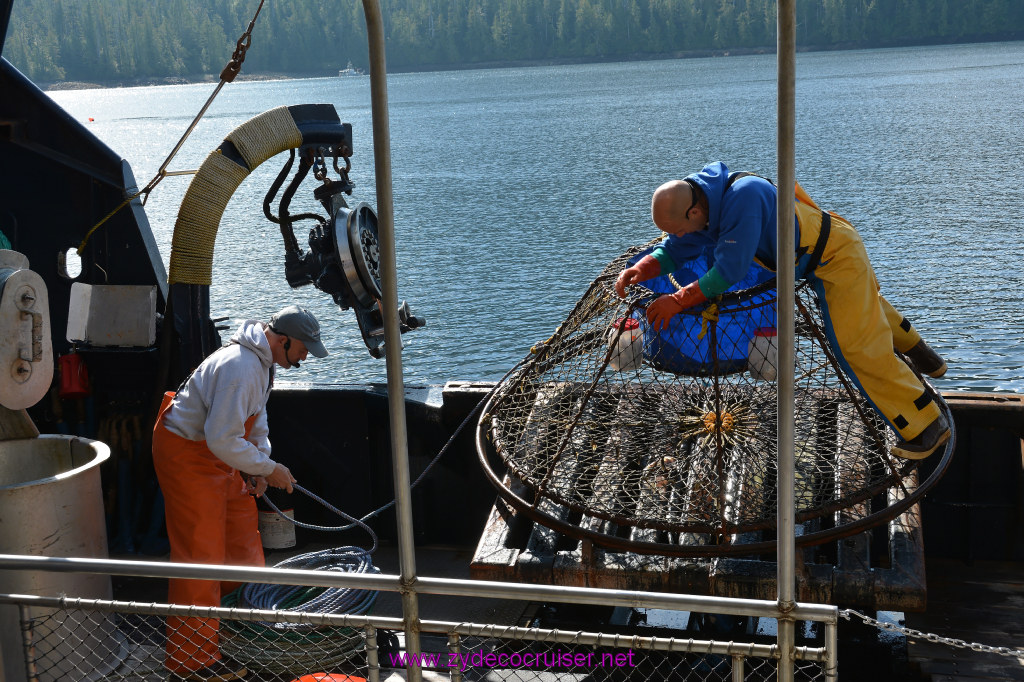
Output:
[338, 61, 365, 77]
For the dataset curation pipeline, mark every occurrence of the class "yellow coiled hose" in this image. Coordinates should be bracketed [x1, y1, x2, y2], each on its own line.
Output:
[167, 106, 302, 285]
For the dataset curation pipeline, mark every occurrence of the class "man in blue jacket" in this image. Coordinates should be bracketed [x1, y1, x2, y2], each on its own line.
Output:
[616, 161, 949, 460]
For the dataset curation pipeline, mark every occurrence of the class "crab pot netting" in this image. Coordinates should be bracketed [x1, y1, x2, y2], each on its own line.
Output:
[478, 242, 940, 555]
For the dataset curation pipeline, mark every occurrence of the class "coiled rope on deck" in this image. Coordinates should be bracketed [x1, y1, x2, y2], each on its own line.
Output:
[239, 483, 380, 621]
[221, 484, 380, 673]
[238, 546, 379, 622]
[222, 581, 366, 674]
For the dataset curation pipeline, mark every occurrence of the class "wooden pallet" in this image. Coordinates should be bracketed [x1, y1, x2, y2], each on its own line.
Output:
[471, 473, 926, 611]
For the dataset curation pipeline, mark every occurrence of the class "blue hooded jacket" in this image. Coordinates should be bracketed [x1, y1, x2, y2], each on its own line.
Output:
[654, 161, 797, 296]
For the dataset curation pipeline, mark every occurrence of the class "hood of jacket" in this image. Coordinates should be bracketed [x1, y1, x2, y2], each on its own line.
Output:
[230, 319, 273, 368]
[687, 161, 732, 231]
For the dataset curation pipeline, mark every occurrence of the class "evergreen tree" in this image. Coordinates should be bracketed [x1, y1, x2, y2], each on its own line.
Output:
[4, 0, 1022, 83]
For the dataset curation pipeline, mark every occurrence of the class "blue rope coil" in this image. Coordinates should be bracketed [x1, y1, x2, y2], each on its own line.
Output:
[238, 546, 379, 628]
[240, 484, 381, 627]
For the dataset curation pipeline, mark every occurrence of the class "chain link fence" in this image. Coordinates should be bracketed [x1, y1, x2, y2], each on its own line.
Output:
[12, 596, 376, 682]
[440, 626, 828, 682]
[7, 594, 832, 682]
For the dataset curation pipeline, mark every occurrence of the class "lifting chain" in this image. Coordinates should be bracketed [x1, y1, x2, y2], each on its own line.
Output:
[312, 150, 329, 182]
[334, 155, 352, 178]
[219, 0, 266, 83]
[840, 609, 1024, 660]
[334, 155, 353, 190]
[311, 150, 353, 196]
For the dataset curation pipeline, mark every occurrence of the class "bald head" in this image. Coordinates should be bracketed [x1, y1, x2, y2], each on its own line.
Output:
[651, 180, 705, 236]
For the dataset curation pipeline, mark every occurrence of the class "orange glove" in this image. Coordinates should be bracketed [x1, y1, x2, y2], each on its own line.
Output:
[646, 280, 707, 331]
[615, 255, 661, 298]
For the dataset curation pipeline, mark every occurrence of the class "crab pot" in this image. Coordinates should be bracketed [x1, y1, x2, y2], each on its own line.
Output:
[0, 435, 116, 682]
[476, 241, 950, 559]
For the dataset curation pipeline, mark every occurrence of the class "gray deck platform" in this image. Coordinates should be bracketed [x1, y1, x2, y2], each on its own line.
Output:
[906, 559, 1024, 681]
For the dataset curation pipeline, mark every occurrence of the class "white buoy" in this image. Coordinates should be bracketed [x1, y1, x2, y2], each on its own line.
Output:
[747, 327, 778, 381]
[606, 317, 643, 372]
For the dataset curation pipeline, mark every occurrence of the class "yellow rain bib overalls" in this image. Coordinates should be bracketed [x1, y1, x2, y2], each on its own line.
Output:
[792, 184, 940, 441]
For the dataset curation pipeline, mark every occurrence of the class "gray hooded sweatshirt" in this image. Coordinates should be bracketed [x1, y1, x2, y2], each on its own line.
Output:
[162, 320, 276, 476]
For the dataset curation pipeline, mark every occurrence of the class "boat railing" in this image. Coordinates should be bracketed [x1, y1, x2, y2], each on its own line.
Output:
[0, 552, 837, 682]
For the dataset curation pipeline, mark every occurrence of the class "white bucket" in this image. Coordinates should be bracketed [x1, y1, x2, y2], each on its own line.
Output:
[258, 508, 296, 549]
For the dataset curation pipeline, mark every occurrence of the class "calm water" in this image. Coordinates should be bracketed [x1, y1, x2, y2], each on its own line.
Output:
[49, 42, 1024, 392]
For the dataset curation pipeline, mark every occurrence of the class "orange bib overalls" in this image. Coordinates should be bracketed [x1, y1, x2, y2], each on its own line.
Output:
[152, 390, 265, 673]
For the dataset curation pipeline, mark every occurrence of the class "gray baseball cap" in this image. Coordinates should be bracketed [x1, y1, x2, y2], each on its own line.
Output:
[270, 305, 328, 358]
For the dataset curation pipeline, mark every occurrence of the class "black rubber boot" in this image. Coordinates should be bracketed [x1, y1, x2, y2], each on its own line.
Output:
[891, 413, 951, 460]
[904, 339, 947, 378]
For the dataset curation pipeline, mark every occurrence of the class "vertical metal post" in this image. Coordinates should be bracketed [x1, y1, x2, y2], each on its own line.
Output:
[18, 605, 40, 682]
[776, 0, 797, 681]
[731, 654, 745, 682]
[360, 2, 422, 680]
[365, 624, 381, 682]
[448, 633, 464, 682]
[825, 621, 839, 681]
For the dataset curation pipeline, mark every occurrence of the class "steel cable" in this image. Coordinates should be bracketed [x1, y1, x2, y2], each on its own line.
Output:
[259, 358, 527, 534]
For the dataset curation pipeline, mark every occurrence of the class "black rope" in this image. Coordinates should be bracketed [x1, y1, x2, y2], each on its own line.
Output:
[263, 149, 296, 225]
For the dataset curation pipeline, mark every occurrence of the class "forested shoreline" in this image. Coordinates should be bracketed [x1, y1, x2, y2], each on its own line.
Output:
[5, 0, 1023, 86]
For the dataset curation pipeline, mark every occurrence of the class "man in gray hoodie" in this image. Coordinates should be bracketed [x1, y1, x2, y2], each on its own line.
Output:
[152, 305, 328, 681]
